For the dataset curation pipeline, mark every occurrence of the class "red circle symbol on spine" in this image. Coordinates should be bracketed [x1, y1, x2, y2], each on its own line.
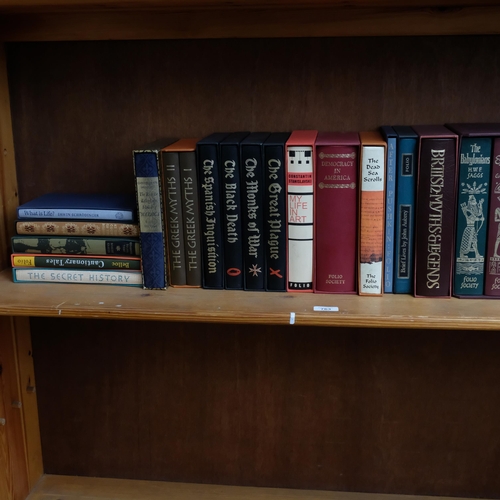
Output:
[227, 268, 241, 276]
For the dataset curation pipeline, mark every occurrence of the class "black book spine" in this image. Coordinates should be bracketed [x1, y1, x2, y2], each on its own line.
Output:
[180, 151, 202, 287]
[197, 143, 224, 289]
[414, 138, 457, 296]
[264, 143, 287, 291]
[241, 143, 266, 290]
[221, 143, 244, 289]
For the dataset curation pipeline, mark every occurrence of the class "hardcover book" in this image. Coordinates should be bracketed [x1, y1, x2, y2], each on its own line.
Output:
[380, 126, 396, 293]
[485, 136, 500, 296]
[220, 132, 249, 289]
[12, 268, 142, 286]
[358, 131, 386, 295]
[446, 124, 500, 296]
[315, 131, 359, 294]
[162, 144, 187, 286]
[286, 130, 318, 292]
[263, 132, 290, 292]
[393, 126, 419, 294]
[11, 236, 140, 256]
[178, 139, 203, 287]
[11, 254, 141, 271]
[445, 124, 496, 296]
[197, 133, 229, 289]
[16, 193, 136, 221]
[15, 220, 140, 238]
[241, 132, 270, 291]
[413, 125, 458, 297]
[133, 139, 176, 289]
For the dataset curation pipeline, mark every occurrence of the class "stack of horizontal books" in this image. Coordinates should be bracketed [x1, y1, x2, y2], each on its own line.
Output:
[11, 192, 142, 287]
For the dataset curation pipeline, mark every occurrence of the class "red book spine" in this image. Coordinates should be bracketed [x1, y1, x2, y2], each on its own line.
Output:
[484, 137, 500, 295]
[315, 145, 358, 293]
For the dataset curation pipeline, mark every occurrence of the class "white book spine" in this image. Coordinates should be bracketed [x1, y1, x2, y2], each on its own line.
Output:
[287, 146, 314, 291]
[359, 145, 386, 295]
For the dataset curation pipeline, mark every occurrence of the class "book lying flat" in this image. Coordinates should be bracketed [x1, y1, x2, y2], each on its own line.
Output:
[11, 236, 140, 256]
[15, 220, 139, 237]
[17, 193, 137, 221]
[11, 254, 141, 271]
[12, 268, 142, 286]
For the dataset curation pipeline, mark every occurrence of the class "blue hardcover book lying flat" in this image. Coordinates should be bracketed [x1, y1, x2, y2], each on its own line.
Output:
[17, 193, 137, 221]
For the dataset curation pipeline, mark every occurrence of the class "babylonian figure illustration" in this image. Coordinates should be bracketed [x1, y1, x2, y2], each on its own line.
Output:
[459, 195, 484, 260]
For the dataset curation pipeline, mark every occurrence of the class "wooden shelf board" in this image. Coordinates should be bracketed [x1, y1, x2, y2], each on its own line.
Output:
[1, 5, 500, 41]
[27, 475, 490, 500]
[1, 268, 500, 329]
[1, 1, 500, 14]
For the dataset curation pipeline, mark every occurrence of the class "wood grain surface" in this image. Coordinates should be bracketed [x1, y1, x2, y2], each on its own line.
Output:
[31, 321, 500, 497]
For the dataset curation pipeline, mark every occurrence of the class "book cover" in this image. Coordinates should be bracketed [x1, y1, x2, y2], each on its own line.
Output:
[263, 132, 290, 292]
[197, 133, 228, 289]
[220, 132, 249, 289]
[241, 132, 270, 291]
[380, 126, 396, 293]
[162, 147, 187, 286]
[11, 254, 141, 271]
[358, 131, 386, 295]
[16, 192, 137, 221]
[11, 236, 140, 256]
[178, 139, 203, 287]
[15, 220, 140, 238]
[286, 130, 318, 292]
[133, 139, 176, 289]
[454, 137, 491, 296]
[315, 131, 359, 294]
[413, 125, 458, 297]
[444, 125, 500, 296]
[393, 125, 419, 294]
[12, 268, 142, 286]
[485, 137, 500, 296]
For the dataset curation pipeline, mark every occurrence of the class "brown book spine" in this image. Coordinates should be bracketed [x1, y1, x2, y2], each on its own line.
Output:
[414, 138, 457, 296]
[315, 144, 358, 293]
[16, 220, 139, 237]
[484, 137, 500, 295]
[162, 151, 187, 286]
[180, 150, 202, 287]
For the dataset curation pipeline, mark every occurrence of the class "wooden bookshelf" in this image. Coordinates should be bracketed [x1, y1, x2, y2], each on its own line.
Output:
[0, 269, 500, 329]
[1, 2, 500, 41]
[27, 475, 493, 500]
[2, 2, 500, 500]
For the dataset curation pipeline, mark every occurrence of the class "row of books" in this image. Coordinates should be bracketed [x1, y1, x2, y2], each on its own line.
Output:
[10, 193, 143, 286]
[133, 124, 500, 298]
[11, 122, 500, 297]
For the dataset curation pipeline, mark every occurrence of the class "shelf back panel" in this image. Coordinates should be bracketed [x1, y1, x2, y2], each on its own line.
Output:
[31, 319, 500, 497]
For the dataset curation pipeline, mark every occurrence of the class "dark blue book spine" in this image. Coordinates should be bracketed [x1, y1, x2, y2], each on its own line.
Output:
[454, 137, 492, 295]
[221, 136, 247, 289]
[264, 138, 288, 291]
[241, 141, 267, 290]
[394, 137, 418, 293]
[133, 150, 167, 289]
[197, 141, 225, 289]
[381, 126, 396, 293]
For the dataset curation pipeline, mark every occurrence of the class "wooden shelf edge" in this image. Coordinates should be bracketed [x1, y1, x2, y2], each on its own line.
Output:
[1, 269, 500, 329]
[1, 5, 500, 41]
[27, 474, 494, 500]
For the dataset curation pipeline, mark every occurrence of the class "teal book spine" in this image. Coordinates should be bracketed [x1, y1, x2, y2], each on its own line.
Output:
[454, 137, 492, 295]
[380, 126, 396, 293]
[393, 130, 418, 294]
